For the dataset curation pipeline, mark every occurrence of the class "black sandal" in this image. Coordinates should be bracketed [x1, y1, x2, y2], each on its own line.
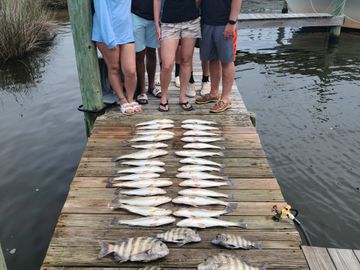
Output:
[158, 101, 169, 112]
[179, 101, 193, 111]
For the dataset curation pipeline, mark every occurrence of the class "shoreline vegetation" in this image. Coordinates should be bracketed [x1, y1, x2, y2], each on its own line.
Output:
[0, 0, 67, 63]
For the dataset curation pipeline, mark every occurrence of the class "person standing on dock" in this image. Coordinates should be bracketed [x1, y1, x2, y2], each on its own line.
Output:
[131, 0, 161, 104]
[154, 0, 202, 112]
[196, 0, 242, 113]
[92, 0, 142, 115]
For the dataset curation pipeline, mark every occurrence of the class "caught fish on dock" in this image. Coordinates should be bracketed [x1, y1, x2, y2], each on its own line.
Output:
[131, 143, 168, 149]
[98, 237, 169, 263]
[136, 119, 174, 126]
[173, 204, 236, 218]
[198, 253, 266, 270]
[182, 124, 219, 131]
[111, 204, 172, 216]
[183, 130, 219, 137]
[150, 228, 201, 246]
[112, 216, 176, 227]
[138, 267, 162, 270]
[121, 160, 165, 167]
[117, 187, 167, 196]
[181, 137, 224, 143]
[180, 157, 223, 167]
[182, 119, 217, 125]
[177, 217, 247, 229]
[137, 124, 174, 130]
[114, 149, 168, 160]
[178, 165, 221, 173]
[175, 150, 223, 158]
[179, 179, 231, 188]
[211, 233, 261, 250]
[183, 143, 224, 150]
[113, 196, 171, 207]
[107, 179, 173, 188]
[172, 196, 235, 207]
[178, 188, 229, 198]
[112, 173, 161, 181]
[117, 166, 165, 174]
[135, 130, 175, 136]
[129, 134, 174, 142]
[176, 171, 227, 180]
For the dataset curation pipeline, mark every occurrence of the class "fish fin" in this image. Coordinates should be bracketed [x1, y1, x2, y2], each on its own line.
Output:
[176, 242, 186, 247]
[115, 237, 129, 245]
[225, 203, 237, 213]
[226, 178, 234, 186]
[111, 217, 119, 225]
[227, 194, 235, 200]
[237, 220, 247, 229]
[98, 240, 114, 258]
[113, 254, 127, 263]
[120, 140, 130, 147]
[106, 178, 114, 188]
[253, 240, 262, 250]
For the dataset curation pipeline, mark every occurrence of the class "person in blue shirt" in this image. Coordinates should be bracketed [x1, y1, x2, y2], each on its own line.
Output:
[92, 0, 141, 115]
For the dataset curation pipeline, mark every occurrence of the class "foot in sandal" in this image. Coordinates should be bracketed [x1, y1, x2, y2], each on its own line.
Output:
[130, 101, 142, 113]
[210, 100, 232, 113]
[179, 101, 193, 111]
[158, 100, 169, 112]
[137, 93, 148, 104]
[120, 103, 134, 115]
[149, 87, 161, 98]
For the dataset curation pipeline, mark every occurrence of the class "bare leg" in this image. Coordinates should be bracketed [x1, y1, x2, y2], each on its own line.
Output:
[209, 60, 221, 97]
[202, 60, 210, 77]
[179, 38, 196, 107]
[120, 43, 138, 106]
[160, 38, 179, 111]
[146, 47, 157, 91]
[136, 49, 146, 94]
[220, 61, 235, 103]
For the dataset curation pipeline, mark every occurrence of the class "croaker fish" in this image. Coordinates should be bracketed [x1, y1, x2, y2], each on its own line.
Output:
[112, 173, 161, 181]
[137, 124, 174, 130]
[114, 149, 168, 160]
[180, 157, 223, 167]
[131, 143, 168, 149]
[178, 188, 229, 198]
[183, 130, 219, 137]
[112, 216, 176, 227]
[107, 179, 173, 188]
[173, 205, 236, 218]
[150, 228, 201, 246]
[111, 203, 172, 216]
[179, 179, 231, 188]
[172, 196, 235, 207]
[178, 165, 221, 173]
[182, 124, 219, 130]
[117, 166, 165, 174]
[175, 150, 223, 158]
[183, 143, 224, 150]
[197, 253, 267, 270]
[182, 119, 217, 125]
[98, 237, 169, 263]
[129, 134, 174, 142]
[135, 130, 175, 136]
[118, 187, 167, 196]
[211, 233, 261, 250]
[121, 160, 165, 167]
[177, 217, 247, 229]
[112, 196, 171, 207]
[181, 137, 224, 143]
[176, 171, 227, 180]
[136, 119, 174, 126]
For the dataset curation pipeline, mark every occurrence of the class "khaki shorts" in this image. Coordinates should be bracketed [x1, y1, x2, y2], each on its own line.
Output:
[161, 17, 201, 40]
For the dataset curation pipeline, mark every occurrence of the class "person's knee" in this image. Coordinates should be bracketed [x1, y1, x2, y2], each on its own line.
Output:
[108, 63, 121, 75]
[181, 55, 192, 66]
[161, 61, 173, 74]
[124, 67, 137, 80]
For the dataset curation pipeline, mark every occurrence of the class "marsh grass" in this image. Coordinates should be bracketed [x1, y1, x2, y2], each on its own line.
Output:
[0, 0, 55, 62]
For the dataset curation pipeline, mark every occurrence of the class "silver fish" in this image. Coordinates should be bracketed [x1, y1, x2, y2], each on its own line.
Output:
[176, 171, 226, 180]
[113, 216, 176, 227]
[136, 130, 175, 136]
[173, 205, 236, 218]
[150, 228, 201, 246]
[107, 179, 173, 188]
[172, 196, 234, 207]
[198, 253, 266, 270]
[121, 160, 165, 167]
[136, 119, 174, 126]
[178, 165, 221, 173]
[117, 166, 165, 174]
[180, 157, 223, 167]
[131, 143, 168, 149]
[137, 124, 174, 130]
[183, 143, 223, 150]
[115, 149, 168, 160]
[112, 173, 160, 181]
[118, 187, 167, 196]
[175, 150, 223, 158]
[130, 134, 174, 142]
[211, 233, 261, 250]
[182, 119, 217, 125]
[183, 130, 219, 137]
[182, 124, 219, 130]
[111, 203, 172, 216]
[114, 196, 171, 207]
[179, 179, 231, 188]
[98, 237, 169, 263]
[181, 137, 224, 143]
[138, 267, 162, 270]
[178, 188, 228, 198]
[177, 217, 247, 229]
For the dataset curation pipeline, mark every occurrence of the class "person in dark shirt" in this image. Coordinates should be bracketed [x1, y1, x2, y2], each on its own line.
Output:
[131, 0, 160, 104]
[154, 0, 201, 112]
[196, 0, 242, 113]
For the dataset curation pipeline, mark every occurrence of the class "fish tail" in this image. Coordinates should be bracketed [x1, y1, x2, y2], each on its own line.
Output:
[220, 146, 226, 150]
[219, 167, 225, 174]
[112, 156, 120, 162]
[237, 219, 247, 229]
[114, 188, 121, 195]
[226, 178, 234, 186]
[106, 178, 114, 188]
[121, 140, 130, 147]
[98, 240, 114, 258]
[223, 176, 229, 181]
[259, 263, 268, 270]
[253, 240, 262, 250]
[225, 203, 237, 213]
[227, 194, 235, 200]
[110, 217, 119, 225]
[218, 152, 224, 157]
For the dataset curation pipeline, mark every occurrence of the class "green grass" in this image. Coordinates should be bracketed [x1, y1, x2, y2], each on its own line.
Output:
[43, 0, 67, 9]
[0, 0, 54, 62]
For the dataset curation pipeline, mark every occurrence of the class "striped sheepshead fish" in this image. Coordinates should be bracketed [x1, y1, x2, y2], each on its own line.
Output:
[150, 228, 201, 246]
[211, 233, 261, 250]
[98, 237, 169, 263]
[197, 253, 267, 270]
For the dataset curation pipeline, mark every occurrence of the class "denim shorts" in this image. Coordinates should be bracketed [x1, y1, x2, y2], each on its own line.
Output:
[132, 13, 159, 52]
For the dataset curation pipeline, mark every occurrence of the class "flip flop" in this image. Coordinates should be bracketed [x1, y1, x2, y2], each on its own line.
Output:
[158, 100, 169, 112]
[137, 93, 148, 104]
[179, 101, 193, 111]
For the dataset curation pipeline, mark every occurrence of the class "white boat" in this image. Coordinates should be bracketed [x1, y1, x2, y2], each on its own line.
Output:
[286, 0, 360, 29]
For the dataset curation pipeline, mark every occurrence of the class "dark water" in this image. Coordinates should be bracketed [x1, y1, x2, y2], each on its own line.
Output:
[0, 2, 359, 269]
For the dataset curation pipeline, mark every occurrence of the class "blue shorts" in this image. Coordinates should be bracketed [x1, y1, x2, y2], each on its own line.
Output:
[132, 13, 159, 53]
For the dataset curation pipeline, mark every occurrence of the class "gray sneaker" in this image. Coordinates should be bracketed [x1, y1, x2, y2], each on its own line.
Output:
[186, 82, 197, 98]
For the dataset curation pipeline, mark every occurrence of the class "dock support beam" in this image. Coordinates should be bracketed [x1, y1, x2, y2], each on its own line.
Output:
[329, 0, 346, 43]
[0, 244, 7, 270]
[67, 0, 104, 133]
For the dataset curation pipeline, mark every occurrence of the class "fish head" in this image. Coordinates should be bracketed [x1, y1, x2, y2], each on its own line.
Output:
[197, 259, 216, 270]
[151, 240, 169, 258]
[211, 234, 226, 245]
[188, 230, 201, 242]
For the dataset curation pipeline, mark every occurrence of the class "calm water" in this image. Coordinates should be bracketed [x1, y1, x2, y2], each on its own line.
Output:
[0, 2, 359, 269]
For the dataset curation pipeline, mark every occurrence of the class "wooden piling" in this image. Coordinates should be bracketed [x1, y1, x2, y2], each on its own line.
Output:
[67, 0, 104, 133]
[0, 244, 7, 270]
[329, 0, 347, 43]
